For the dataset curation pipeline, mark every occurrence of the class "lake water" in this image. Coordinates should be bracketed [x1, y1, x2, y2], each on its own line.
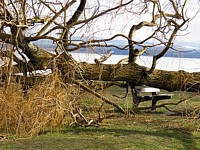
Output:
[71, 53, 200, 73]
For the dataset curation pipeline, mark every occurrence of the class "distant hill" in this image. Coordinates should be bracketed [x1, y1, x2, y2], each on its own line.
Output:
[33, 39, 200, 59]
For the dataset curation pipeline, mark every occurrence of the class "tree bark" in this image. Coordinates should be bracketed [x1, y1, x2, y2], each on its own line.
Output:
[59, 59, 200, 92]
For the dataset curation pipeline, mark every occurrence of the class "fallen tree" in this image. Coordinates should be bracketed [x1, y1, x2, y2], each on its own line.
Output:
[0, 0, 199, 117]
[62, 60, 200, 92]
[0, 1, 200, 135]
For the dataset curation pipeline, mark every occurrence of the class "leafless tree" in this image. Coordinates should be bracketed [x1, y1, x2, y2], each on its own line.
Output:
[0, 0, 199, 113]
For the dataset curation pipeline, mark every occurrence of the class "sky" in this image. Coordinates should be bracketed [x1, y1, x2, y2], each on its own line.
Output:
[24, 0, 200, 71]
[27, 0, 200, 47]
[93, 0, 200, 44]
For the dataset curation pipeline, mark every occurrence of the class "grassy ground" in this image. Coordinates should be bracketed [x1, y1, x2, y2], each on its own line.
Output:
[0, 86, 200, 150]
[1, 114, 200, 150]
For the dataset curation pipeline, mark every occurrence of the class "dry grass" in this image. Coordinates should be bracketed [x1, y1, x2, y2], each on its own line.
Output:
[0, 69, 199, 137]
[0, 72, 81, 136]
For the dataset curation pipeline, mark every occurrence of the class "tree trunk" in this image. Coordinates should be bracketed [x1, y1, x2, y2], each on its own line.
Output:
[59, 58, 200, 92]
[2, 38, 198, 93]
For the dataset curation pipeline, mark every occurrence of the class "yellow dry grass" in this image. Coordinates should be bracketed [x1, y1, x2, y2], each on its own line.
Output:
[0, 72, 81, 136]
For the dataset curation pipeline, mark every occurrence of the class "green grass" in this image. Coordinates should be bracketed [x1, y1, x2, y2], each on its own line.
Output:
[0, 86, 200, 150]
[1, 114, 200, 150]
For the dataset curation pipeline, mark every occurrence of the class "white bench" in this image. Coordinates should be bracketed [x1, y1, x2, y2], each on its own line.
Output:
[134, 86, 174, 110]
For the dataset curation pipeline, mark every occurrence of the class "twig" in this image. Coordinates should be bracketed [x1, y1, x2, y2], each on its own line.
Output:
[72, 79, 126, 114]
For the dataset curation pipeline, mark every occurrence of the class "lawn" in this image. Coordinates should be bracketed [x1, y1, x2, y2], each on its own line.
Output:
[0, 86, 200, 150]
[1, 113, 200, 150]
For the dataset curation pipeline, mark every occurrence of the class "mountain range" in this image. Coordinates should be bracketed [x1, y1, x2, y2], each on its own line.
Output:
[33, 39, 200, 59]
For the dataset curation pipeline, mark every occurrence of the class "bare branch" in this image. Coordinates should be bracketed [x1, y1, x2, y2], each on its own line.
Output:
[128, 21, 157, 63]
[72, 79, 126, 114]
[36, 0, 76, 37]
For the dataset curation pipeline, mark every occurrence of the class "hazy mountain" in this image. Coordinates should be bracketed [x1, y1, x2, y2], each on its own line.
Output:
[33, 39, 200, 58]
